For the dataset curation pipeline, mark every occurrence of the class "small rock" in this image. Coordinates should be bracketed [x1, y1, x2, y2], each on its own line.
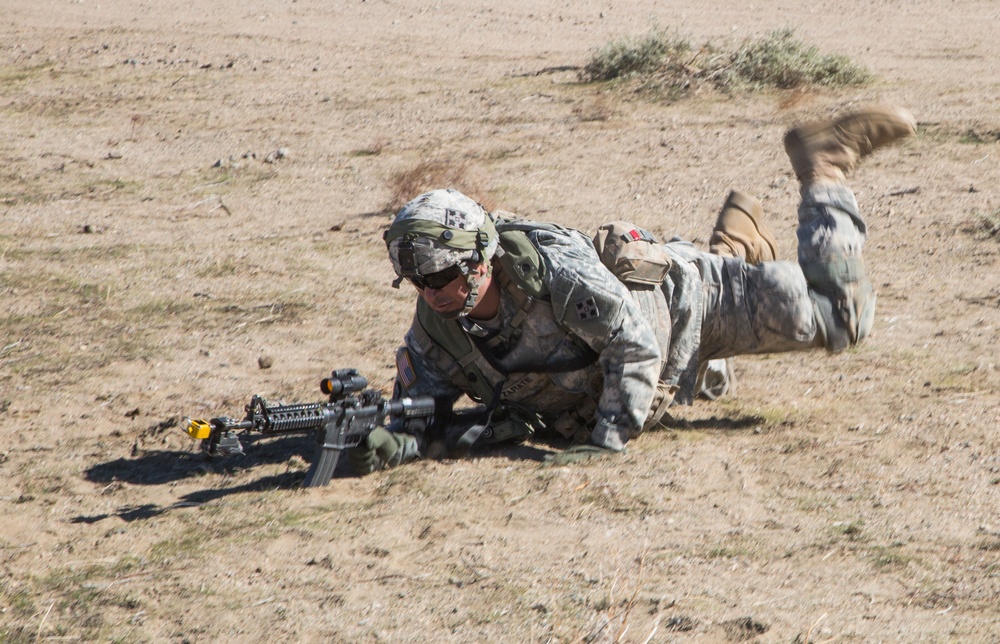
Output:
[82, 224, 94, 234]
[258, 356, 273, 369]
[264, 148, 288, 164]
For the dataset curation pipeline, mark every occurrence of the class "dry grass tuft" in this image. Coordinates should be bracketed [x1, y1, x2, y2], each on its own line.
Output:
[573, 94, 616, 122]
[384, 160, 494, 214]
[351, 138, 389, 157]
[970, 210, 1000, 239]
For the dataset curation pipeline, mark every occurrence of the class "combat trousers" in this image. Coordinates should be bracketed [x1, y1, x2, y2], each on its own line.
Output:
[675, 182, 867, 361]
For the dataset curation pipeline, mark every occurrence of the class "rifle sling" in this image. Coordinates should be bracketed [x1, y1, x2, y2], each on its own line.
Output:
[450, 378, 507, 457]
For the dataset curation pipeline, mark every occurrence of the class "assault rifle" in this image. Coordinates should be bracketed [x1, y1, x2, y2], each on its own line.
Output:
[184, 368, 443, 487]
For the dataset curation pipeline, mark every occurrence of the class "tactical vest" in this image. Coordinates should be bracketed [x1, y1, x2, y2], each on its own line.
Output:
[408, 220, 595, 410]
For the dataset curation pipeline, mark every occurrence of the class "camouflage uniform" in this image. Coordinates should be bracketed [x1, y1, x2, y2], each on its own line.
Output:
[397, 222, 660, 452]
[392, 182, 867, 453]
[377, 107, 916, 464]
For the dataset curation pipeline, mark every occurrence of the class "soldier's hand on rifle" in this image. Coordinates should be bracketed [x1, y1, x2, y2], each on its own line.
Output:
[348, 427, 420, 475]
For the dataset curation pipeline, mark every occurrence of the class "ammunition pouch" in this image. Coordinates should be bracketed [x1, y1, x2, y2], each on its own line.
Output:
[593, 221, 673, 286]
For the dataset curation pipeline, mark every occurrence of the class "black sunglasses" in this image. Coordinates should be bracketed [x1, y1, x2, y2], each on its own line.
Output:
[408, 264, 466, 290]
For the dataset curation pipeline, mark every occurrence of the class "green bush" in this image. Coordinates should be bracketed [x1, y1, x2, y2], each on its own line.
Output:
[723, 28, 874, 90]
[581, 27, 873, 95]
[581, 28, 691, 82]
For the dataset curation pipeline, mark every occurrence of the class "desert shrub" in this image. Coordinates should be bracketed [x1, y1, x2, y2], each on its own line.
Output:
[580, 28, 691, 82]
[722, 28, 874, 90]
[582, 27, 873, 96]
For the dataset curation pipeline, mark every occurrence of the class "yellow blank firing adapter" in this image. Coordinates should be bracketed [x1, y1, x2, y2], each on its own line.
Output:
[186, 418, 213, 440]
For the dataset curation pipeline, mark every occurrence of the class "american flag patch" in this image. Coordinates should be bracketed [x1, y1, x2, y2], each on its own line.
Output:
[396, 349, 418, 388]
[575, 296, 600, 321]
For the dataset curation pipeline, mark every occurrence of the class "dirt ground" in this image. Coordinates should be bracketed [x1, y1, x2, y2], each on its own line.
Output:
[1, 0, 999, 641]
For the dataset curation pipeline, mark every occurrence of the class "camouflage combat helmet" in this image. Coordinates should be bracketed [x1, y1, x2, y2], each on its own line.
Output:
[384, 189, 499, 318]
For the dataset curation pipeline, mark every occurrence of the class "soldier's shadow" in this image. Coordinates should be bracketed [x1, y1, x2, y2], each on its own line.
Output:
[83, 434, 320, 487]
[75, 435, 327, 523]
[473, 442, 557, 462]
[75, 432, 557, 524]
[659, 413, 767, 431]
[69, 472, 306, 524]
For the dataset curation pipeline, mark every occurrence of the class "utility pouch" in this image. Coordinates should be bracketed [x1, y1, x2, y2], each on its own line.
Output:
[593, 221, 673, 285]
[550, 397, 598, 444]
[479, 405, 538, 446]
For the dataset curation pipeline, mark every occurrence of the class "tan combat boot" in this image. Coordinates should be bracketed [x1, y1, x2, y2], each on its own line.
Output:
[783, 107, 917, 185]
[709, 189, 779, 265]
[701, 189, 779, 402]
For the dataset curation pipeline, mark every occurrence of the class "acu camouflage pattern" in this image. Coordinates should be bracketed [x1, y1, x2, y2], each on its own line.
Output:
[400, 224, 660, 452]
[796, 183, 876, 351]
[659, 183, 870, 380]
[395, 183, 872, 451]
[386, 189, 500, 277]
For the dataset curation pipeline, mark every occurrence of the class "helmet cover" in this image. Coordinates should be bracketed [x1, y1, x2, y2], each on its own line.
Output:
[385, 189, 498, 278]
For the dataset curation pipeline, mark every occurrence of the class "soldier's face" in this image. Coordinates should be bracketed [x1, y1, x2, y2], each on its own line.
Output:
[416, 262, 490, 316]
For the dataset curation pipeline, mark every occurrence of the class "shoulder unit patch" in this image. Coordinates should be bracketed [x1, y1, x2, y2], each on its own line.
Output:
[575, 296, 600, 321]
[444, 208, 467, 229]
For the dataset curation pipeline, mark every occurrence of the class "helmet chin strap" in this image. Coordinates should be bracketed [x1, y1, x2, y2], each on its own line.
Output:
[452, 261, 491, 319]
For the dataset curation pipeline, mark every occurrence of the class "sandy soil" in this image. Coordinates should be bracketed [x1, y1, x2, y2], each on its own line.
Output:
[1, 0, 999, 641]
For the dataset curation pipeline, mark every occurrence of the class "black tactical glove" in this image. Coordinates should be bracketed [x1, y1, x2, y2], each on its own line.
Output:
[544, 444, 621, 466]
[348, 427, 420, 475]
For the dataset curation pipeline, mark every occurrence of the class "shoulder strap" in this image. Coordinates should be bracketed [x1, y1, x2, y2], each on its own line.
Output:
[412, 301, 503, 404]
[494, 225, 548, 299]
